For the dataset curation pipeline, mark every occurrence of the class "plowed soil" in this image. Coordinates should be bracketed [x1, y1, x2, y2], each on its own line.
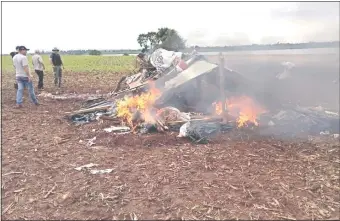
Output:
[1, 67, 339, 220]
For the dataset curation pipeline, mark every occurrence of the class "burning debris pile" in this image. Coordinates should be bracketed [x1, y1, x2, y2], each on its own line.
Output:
[65, 50, 339, 142]
[66, 82, 269, 143]
[115, 82, 162, 130]
[212, 96, 267, 128]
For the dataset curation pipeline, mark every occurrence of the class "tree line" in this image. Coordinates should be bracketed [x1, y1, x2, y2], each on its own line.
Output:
[42, 41, 339, 55]
[7, 27, 338, 56]
[137, 27, 186, 52]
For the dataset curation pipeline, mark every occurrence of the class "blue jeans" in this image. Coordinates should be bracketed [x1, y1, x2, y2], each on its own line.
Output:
[16, 76, 38, 105]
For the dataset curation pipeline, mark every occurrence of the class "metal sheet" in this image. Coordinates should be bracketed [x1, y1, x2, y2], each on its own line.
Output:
[164, 60, 218, 89]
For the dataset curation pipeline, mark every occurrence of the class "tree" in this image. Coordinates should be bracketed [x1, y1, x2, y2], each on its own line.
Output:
[146, 31, 158, 50]
[89, 50, 102, 56]
[137, 28, 186, 52]
[137, 34, 149, 51]
[160, 29, 186, 51]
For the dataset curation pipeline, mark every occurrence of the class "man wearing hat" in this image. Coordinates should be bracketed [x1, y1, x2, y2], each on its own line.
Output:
[50, 47, 64, 88]
[13, 46, 39, 108]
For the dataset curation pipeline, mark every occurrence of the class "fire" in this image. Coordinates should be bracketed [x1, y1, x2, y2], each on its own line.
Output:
[213, 96, 266, 128]
[116, 82, 161, 127]
[212, 101, 224, 115]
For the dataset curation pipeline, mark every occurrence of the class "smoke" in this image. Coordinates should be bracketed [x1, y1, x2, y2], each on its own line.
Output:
[186, 31, 253, 46]
[156, 52, 339, 140]
[270, 2, 340, 43]
[213, 33, 251, 46]
[219, 48, 339, 140]
[271, 2, 339, 21]
[185, 31, 212, 47]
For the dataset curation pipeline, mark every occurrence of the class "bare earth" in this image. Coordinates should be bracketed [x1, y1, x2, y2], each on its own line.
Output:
[1, 54, 340, 220]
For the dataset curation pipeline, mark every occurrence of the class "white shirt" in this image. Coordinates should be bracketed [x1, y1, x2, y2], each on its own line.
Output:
[13, 54, 29, 77]
[32, 54, 44, 71]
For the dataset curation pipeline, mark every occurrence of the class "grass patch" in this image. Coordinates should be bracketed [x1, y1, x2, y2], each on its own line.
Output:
[1, 55, 136, 73]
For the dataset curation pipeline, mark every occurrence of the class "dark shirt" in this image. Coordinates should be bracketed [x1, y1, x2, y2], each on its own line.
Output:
[50, 53, 63, 66]
[10, 52, 18, 58]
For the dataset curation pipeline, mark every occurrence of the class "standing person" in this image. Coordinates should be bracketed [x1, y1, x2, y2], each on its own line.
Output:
[50, 47, 64, 88]
[191, 45, 200, 56]
[10, 46, 19, 58]
[11, 46, 20, 90]
[13, 46, 39, 108]
[32, 50, 45, 90]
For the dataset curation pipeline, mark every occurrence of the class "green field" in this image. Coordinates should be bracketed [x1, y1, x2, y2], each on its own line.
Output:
[1, 55, 136, 73]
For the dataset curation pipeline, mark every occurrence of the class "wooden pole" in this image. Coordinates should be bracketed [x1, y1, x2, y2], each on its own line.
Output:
[66, 104, 112, 115]
[166, 117, 223, 125]
[218, 53, 227, 122]
[196, 76, 202, 103]
[219, 52, 226, 115]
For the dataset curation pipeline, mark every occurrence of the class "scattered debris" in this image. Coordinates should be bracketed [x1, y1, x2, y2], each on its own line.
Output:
[66, 99, 117, 125]
[178, 122, 190, 138]
[81, 97, 107, 108]
[178, 121, 233, 143]
[86, 137, 97, 147]
[149, 48, 184, 73]
[68, 111, 107, 125]
[157, 106, 190, 122]
[2, 202, 14, 215]
[320, 131, 330, 136]
[139, 123, 158, 134]
[104, 126, 130, 133]
[74, 164, 113, 175]
[3, 171, 23, 176]
[259, 106, 340, 138]
[313, 106, 324, 112]
[38, 91, 109, 100]
[53, 136, 70, 145]
[90, 146, 107, 150]
[70, 104, 114, 115]
[333, 134, 339, 139]
[13, 188, 26, 193]
[44, 183, 57, 199]
[74, 163, 98, 171]
[325, 110, 339, 117]
[90, 169, 114, 174]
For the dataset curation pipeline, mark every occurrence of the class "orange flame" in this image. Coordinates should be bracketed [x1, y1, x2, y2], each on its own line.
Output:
[212, 101, 224, 115]
[116, 82, 161, 127]
[213, 96, 266, 128]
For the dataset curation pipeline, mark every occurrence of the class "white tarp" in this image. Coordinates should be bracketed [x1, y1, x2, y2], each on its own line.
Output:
[149, 48, 183, 73]
[164, 60, 218, 89]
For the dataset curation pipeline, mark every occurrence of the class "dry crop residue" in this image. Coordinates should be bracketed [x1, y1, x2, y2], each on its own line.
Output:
[1, 70, 339, 220]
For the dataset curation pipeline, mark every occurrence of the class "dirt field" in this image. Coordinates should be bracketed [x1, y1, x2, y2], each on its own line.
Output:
[1, 54, 340, 220]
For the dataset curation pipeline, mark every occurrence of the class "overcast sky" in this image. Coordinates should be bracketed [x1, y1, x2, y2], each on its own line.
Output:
[2, 1, 339, 53]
